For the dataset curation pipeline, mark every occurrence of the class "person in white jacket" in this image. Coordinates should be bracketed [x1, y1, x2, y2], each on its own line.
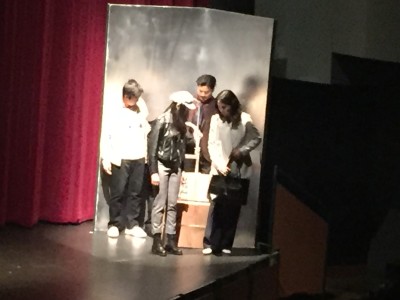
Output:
[207, 89, 261, 255]
[101, 79, 150, 238]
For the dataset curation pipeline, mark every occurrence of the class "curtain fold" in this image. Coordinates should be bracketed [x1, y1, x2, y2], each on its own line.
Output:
[0, 0, 208, 226]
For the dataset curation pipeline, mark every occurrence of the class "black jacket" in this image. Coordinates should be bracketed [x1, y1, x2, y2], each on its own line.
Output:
[148, 111, 188, 175]
[188, 97, 217, 163]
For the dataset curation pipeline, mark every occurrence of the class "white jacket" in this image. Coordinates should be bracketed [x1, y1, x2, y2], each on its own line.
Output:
[208, 112, 261, 179]
[101, 102, 150, 166]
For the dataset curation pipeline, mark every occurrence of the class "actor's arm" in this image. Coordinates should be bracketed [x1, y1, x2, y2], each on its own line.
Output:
[99, 114, 116, 175]
[148, 118, 161, 177]
[234, 113, 262, 158]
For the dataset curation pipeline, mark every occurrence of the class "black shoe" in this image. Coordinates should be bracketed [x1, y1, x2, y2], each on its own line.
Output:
[165, 234, 183, 255]
[152, 233, 167, 257]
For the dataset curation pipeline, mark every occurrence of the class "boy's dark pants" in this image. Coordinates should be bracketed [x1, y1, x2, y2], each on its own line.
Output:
[108, 158, 145, 231]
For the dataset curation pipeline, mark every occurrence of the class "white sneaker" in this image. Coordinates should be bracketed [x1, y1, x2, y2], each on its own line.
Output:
[125, 225, 147, 238]
[202, 248, 212, 255]
[107, 226, 119, 238]
[222, 249, 231, 255]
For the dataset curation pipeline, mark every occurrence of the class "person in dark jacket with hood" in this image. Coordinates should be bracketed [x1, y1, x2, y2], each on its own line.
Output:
[148, 91, 200, 256]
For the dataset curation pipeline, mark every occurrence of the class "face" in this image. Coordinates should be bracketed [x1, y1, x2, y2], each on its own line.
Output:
[122, 95, 138, 109]
[196, 85, 213, 102]
[217, 101, 232, 119]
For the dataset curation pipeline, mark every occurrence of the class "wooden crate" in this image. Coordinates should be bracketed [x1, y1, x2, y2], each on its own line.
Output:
[176, 202, 210, 248]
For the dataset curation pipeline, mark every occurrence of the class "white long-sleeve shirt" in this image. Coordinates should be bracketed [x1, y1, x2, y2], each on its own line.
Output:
[101, 102, 150, 166]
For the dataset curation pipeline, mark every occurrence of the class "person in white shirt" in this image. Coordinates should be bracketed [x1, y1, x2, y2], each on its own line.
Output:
[207, 89, 261, 255]
[101, 79, 150, 239]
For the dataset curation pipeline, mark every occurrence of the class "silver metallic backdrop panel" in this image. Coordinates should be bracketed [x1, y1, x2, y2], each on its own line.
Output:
[95, 5, 274, 248]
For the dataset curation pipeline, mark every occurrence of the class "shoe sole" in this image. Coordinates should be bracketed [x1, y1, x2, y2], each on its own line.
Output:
[152, 249, 167, 257]
[125, 232, 147, 238]
[165, 246, 183, 255]
[165, 250, 183, 255]
[133, 235, 147, 238]
[107, 231, 119, 238]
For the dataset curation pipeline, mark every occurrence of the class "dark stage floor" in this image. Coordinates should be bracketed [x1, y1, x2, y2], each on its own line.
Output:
[0, 221, 270, 300]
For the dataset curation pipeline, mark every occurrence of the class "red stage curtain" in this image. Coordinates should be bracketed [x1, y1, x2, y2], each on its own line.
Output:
[0, 0, 208, 227]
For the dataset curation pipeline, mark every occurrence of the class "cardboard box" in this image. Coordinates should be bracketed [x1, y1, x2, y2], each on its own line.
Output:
[177, 203, 209, 248]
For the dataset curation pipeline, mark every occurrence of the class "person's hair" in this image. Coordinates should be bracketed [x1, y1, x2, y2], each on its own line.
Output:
[165, 102, 189, 135]
[122, 79, 143, 99]
[215, 90, 242, 129]
[196, 74, 216, 90]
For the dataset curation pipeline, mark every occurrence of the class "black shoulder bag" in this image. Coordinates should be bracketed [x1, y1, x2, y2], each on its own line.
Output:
[208, 165, 249, 205]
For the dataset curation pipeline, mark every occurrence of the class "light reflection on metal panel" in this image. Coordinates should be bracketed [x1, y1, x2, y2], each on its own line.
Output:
[94, 4, 274, 248]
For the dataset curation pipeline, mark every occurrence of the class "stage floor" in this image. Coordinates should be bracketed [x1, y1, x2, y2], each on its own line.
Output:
[0, 221, 270, 300]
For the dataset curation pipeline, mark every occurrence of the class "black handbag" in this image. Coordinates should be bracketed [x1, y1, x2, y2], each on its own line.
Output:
[208, 170, 249, 205]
